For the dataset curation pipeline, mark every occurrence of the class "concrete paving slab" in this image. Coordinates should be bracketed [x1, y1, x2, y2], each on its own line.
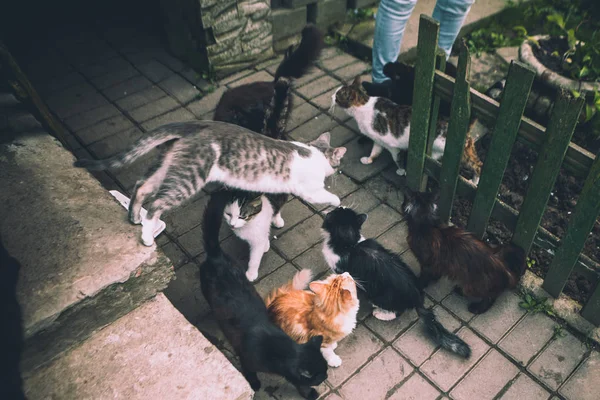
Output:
[499, 312, 556, 366]
[560, 351, 600, 400]
[388, 373, 440, 400]
[23, 294, 253, 400]
[499, 373, 550, 400]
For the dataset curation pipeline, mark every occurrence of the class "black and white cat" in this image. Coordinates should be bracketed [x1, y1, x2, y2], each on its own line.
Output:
[320, 207, 471, 359]
[221, 190, 287, 281]
[200, 191, 328, 399]
[74, 122, 346, 247]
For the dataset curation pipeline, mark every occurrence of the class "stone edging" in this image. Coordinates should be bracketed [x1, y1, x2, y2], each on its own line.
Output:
[519, 35, 600, 93]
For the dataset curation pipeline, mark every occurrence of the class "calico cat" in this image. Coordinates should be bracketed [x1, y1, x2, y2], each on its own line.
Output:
[0, 236, 25, 400]
[214, 24, 323, 139]
[265, 269, 359, 368]
[332, 75, 482, 183]
[200, 191, 328, 400]
[321, 207, 471, 359]
[403, 190, 526, 314]
[221, 190, 287, 281]
[74, 122, 346, 247]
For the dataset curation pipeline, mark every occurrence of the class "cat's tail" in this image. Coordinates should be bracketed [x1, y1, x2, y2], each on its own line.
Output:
[202, 190, 230, 259]
[274, 24, 324, 81]
[261, 78, 292, 139]
[416, 306, 471, 358]
[265, 269, 312, 307]
[72, 123, 191, 171]
[497, 243, 527, 285]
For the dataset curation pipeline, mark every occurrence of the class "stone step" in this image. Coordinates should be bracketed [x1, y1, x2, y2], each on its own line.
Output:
[23, 293, 254, 400]
[0, 110, 174, 373]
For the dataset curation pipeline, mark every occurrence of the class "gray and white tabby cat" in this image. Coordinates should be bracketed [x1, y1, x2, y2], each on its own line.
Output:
[331, 76, 481, 183]
[74, 121, 346, 247]
[222, 190, 287, 281]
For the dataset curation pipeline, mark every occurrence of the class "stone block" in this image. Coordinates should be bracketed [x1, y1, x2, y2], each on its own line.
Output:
[79, 56, 132, 79]
[63, 104, 121, 132]
[320, 53, 361, 72]
[162, 194, 210, 237]
[307, 0, 347, 30]
[274, 32, 302, 52]
[128, 96, 180, 124]
[339, 187, 380, 214]
[36, 71, 86, 97]
[102, 75, 154, 101]
[560, 351, 600, 400]
[361, 204, 401, 239]
[498, 312, 556, 366]
[275, 198, 315, 235]
[87, 127, 144, 159]
[423, 276, 455, 302]
[364, 308, 418, 343]
[163, 262, 212, 324]
[115, 86, 168, 111]
[294, 66, 326, 87]
[137, 60, 174, 83]
[283, 0, 317, 8]
[288, 114, 339, 143]
[499, 373, 550, 400]
[272, 8, 307, 41]
[420, 328, 490, 392]
[311, 87, 339, 110]
[0, 132, 174, 371]
[339, 347, 413, 399]
[272, 214, 324, 259]
[160, 242, 190, 269]
[333, 61, 370, 82]
[528, 332, 587, 390]
[450, 350, 519, 400]
[255, 263, 299, 299]
[292, 244, 331, 276]
[186, 86, 228, 118]
[326, 324, 384, 387]
[220, 235, 287, 280]
[23, 294, 253, 400]
[91, 65, 139, 90]
[441, 292, 476, 322]
[375, 221, 408, 253]
[470, 291, 526, 344]
[363, 174, 405, 213]
[286, 102, 322, 131]
[141, 107, 196, 131]
[46, 83, 109, 119]
[388, 373, 440, 400]
[158, 74, 201, 104]
[296, 74, 341, 99]
[339, 137, 392, 183]
[228, 70, 274, 88]
[75, 114, 135, 146]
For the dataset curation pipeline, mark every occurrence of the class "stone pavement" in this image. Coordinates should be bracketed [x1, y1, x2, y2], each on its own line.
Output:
[15, 16, 598, 400]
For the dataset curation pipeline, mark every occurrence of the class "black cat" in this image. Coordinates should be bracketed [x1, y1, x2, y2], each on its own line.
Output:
[199, 191, 328, 400]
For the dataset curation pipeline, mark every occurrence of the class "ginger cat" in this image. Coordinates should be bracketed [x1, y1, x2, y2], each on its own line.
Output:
[266, 270, 359, 367]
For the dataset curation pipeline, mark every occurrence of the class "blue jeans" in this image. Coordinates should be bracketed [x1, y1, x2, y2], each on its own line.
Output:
[372, 0, 475, 83]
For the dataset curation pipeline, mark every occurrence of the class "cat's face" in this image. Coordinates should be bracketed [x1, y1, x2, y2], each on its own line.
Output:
[308, 132, 347, 168]
[286, 335, 328, 387]
[331, 76, 369, 109]
[322, 207, 368, 246]
[223, 194, 263, 229]
[309, 272, 359, 312]
[402, 190, 439, 219]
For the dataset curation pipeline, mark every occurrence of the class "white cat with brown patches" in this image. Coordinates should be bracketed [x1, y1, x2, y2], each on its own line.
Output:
[74, 121, 346, 247]
[332, 76, 482, 182]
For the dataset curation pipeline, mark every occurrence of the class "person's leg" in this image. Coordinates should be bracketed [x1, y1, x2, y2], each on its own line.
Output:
[372, 0, 418, 83]
[433, 0, 475, 58]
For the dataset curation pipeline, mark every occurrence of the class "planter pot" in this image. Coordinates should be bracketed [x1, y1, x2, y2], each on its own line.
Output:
[519, 35, 600, 94]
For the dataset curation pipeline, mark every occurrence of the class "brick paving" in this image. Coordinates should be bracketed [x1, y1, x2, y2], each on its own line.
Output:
[16, 19, 598, 400]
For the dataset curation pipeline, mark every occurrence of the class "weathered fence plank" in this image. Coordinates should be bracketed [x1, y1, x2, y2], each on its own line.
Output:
[581, 282, 600, 326]
[466, 61, 535, 238]
[543, 151, 600, 300]
[433, 71, 595, 179]
[512, 93, 585, 253]
[406, 15, 439, 191]
[438, 41, 471, 223]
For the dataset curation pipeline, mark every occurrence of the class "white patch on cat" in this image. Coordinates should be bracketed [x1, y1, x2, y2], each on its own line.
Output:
[224, 196, 274, 282]
[431, 136, 446, 160]
[358, 235, 366, 243]
[372, 306, 397, 321]
[321, 343, 342, 367]
[272, 212, 285, 228]
[321, 230, 340, 270]
[335, 301, 359, 335]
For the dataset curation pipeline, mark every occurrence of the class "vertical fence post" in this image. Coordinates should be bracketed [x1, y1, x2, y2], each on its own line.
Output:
[421, 50, 447, 190]
[466, 61, 535, 238]
[543, 150, 600, 300]
[438, 41, 471, 224]
[406, 15, 440, 191]
[512, 93, 585, 253]
[581, 282, 600, 326]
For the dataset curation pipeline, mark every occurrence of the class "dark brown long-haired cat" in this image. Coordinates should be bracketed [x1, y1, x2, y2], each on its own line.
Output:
[214, 24, 324, 139]
[332, 76, 482, 183]
[74, 122, 346, 247]
[403, 190, 526, 314]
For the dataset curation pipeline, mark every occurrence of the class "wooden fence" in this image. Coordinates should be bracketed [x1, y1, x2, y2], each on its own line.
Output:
[406, 15, 600, 326]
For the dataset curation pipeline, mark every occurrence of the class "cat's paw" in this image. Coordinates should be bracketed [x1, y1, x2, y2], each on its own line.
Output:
[272, 214, 285, 228]
[330, 196, 341, 207]
[326, 354, 342, 368]
[360, 156, 373, 165]
[305, 388, 319, 400]
[129, 214, 142, 225]
[263, 241, 270, 253]
[372, 308, 397, 321]
[396, 168, 406, 176]
[141, 232, 155, 247]
[246, 269, 259, 282]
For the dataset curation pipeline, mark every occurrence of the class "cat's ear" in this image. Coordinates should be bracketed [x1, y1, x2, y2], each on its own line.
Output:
[309, 281, 326, 296]
[308, 335, 324, 348]
[341, 289, 353, 303]
[333, 146, 347, 161]
[357, 213, 368, 227]
[352, 75, 362, 86]
[311, 132, 331, 147]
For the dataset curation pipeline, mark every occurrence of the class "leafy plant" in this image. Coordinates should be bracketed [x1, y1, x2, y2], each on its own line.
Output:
[519, 293, 556, 316]
[466, 25, 529, 57]
[347, 8, 375, 24]
[553, 324, 567, 338]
